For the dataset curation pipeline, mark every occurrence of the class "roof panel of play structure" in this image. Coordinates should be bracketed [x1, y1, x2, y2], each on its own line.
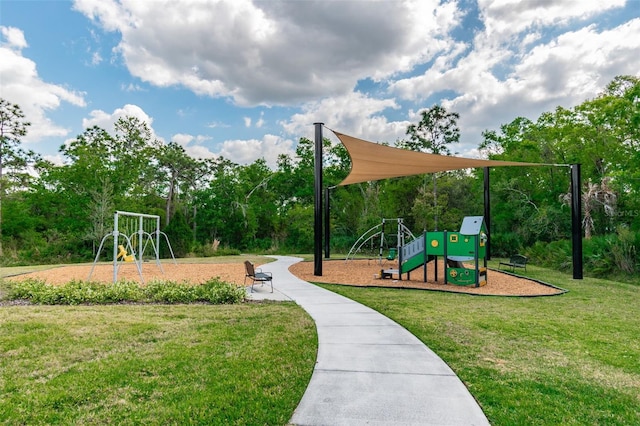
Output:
[460, 216, 486, 235]
[332, 131, 545, 186]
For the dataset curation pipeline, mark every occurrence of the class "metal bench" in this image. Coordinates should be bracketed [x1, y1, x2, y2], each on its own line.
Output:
[499, 254, 528, 272]
[244, 260, 273, 293]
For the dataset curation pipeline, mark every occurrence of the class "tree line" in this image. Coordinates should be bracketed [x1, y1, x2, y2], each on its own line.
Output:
[1, 76, 639, 279]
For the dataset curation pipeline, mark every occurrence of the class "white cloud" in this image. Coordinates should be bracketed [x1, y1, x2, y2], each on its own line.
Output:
[121, 82, 145, 92]
[170, 133, 219, 159]
[0, 27, 86, 144]
[206, 120, 230, 129]
[255, 112, 264, 128]
[281, 91, 408, 144]
[1, 26, 28, 49]
[170, 133, 194, 146]
[82, 104, 164, 142]
[165, 132, 294, 167]
[7, 0, 636, 168]
[72, 0, 127, 32]
[72, 0, 460, 106]
[90, 50, 103, 65]
[185, 144, 218, 160]
[218, 134, 294, 167]
[388, 6, 640, 151]
[479, 0, 626, 41]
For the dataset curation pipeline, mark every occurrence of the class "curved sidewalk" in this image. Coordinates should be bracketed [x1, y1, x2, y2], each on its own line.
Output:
[247, 256, 489, 426]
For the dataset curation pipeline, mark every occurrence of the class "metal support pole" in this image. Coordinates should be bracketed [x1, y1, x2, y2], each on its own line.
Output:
[156, 216, 161, 262]
[113, 212, 119, 283]
[443, 231, 448, 285]
[314, 122, 324, 276]
[571, 164, 583, 279]
[138, 215, 144, 273]
[423, 231, 427, 283]
[325, 186, 331, 259]
[483, 167, 491, 260]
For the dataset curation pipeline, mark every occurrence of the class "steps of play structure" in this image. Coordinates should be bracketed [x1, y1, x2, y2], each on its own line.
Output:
[382, 254, 436, 279]
[380, 269, 399, 279]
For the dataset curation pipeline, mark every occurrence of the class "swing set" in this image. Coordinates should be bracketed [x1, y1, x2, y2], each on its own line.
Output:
[88, 211, 176, 283]
[345, 218, 416, 264]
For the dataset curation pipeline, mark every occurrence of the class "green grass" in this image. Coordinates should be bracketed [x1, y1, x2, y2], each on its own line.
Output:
[316, 262, 640, 425]
[3, 255, 638, 424]
[0, 303, 317, 425]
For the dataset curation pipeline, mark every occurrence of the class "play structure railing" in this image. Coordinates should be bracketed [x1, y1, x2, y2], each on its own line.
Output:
[402, 235, 424, 262]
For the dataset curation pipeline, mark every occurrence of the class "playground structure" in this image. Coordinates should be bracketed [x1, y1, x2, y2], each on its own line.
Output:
[88, 211, 177, 283]
[346, 218, 416, 264]
[382, 216, 488, 287]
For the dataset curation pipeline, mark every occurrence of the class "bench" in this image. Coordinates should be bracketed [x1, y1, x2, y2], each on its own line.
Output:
[499, 254, 528, 272]
[244, 261, 273, 293]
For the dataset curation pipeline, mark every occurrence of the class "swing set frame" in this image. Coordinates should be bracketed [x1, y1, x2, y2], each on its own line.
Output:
[88, 210, 176, 283]
[345, 218, 416, 263]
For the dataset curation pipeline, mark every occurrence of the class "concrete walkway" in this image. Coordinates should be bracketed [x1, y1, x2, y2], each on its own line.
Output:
[246, 256, 489, 426]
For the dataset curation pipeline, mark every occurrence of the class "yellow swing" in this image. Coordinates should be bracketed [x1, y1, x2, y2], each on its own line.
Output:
[117, 245, 135, 262]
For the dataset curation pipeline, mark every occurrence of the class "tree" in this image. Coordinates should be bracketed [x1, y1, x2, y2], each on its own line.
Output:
[480, 76, 640, 243]
[51, 126, 115, 240]
[403, 105, 460, 155]
[196, 158, 245, 248]
[85, 177, 115, 255]
[561, 178, 616, 239]
[399, 105, 461, 230]
[0, 99, 31, 257]
[154, 142, 205, 226]
[112, 116, 160, 200]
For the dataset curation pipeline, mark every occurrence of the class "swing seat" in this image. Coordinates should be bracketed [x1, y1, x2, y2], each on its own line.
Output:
[117, 245, 135, 262]
[387, 248, 397, 261]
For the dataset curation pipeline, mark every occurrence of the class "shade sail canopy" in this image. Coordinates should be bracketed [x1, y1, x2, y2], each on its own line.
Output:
[333, 131, 545, 186]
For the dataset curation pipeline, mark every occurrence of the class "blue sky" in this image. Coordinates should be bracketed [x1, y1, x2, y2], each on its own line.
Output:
[1, 0, 639, 168]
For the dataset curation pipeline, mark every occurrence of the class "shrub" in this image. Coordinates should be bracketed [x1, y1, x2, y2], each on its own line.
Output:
[161, 211, 192, 258]
[7, 278, 245, 305]
[194, 278, 246, 304]
[524, 227, 640, 279]
[609, 225, 637, 274]
[526, 240, 572, 272]
[144, 280, 196, 304]
[490, 232, 523, 258]
[190, 241, 241, 257]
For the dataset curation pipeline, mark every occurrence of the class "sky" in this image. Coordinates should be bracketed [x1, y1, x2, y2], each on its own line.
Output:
[1, 0, 639, 168]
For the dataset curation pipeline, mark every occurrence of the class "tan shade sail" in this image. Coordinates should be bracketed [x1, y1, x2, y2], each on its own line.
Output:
[333, 131, 544, 186]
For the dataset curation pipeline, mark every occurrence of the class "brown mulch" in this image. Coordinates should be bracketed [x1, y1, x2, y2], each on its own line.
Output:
[4, 263, 250, 287]
[289, 259, 564, 296]
[6, 259, 564, 297]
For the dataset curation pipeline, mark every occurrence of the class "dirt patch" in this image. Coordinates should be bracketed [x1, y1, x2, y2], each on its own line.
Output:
[289, 259, 563, 296]
[5, 258, 563, 297]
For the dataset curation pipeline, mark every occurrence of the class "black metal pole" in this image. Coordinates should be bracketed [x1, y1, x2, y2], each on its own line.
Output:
[314, 123, 324, 276]
[483, 167, 491, 260]
[571, 163, 583, 279]
[324, 186, 331, 259]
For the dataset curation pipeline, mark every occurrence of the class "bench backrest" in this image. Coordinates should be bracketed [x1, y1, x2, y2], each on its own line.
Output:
[511, 254, 528, 265]
[244, 260, 256, 276]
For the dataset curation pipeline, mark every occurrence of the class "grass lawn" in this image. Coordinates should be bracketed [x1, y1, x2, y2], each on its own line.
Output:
[2, 256, 638, 425]
[0, 302, 316, 425]
[317, 261, 640, 425]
